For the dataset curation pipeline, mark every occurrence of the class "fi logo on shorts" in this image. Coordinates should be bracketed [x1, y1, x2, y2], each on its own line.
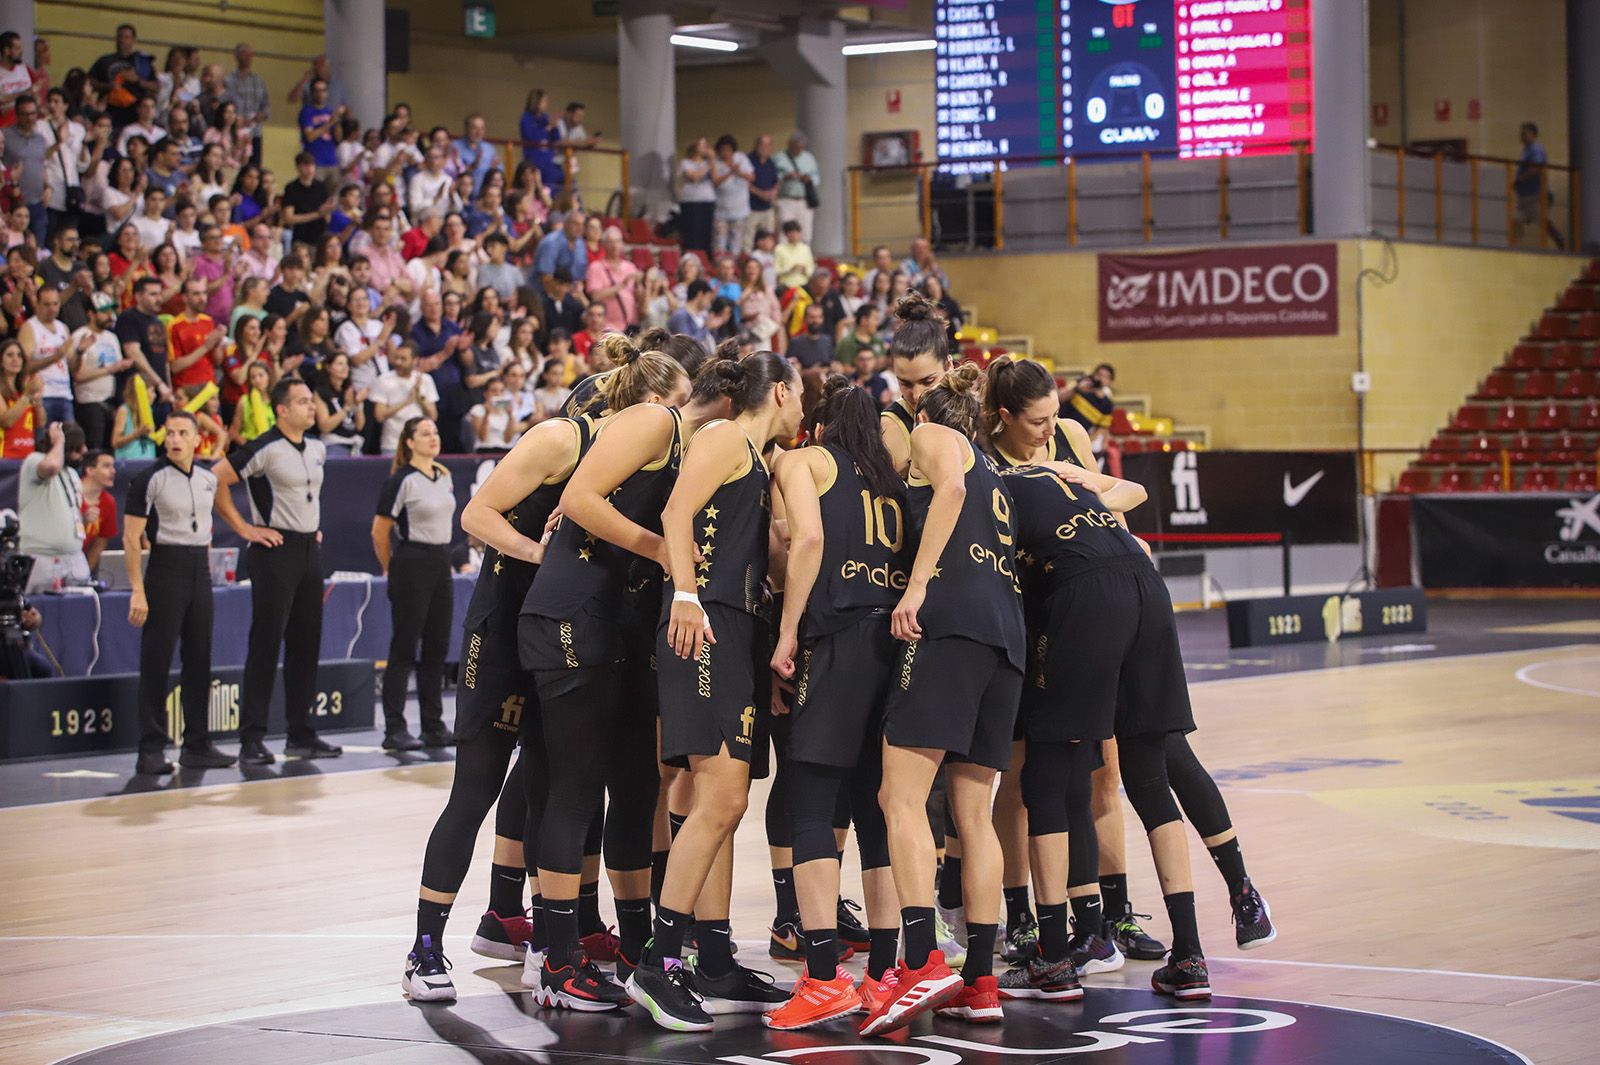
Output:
[738, 705, 755, 745]
[495, 695, 526, 732]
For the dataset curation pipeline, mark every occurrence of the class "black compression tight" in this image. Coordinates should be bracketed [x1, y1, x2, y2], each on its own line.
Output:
[1019, 740, 1101, 887]
[787, 756, 889, 869]
[1117, 731, 1184, 833]
[421, 726, 547, 895]
[1164, 731, 1233, 839]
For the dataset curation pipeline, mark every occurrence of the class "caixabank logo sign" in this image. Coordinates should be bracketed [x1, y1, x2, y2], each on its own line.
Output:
[1549, 494, 1600, 565]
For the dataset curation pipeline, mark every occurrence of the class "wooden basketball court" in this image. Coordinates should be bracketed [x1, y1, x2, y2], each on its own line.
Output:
[3, 607, 1597, 1065]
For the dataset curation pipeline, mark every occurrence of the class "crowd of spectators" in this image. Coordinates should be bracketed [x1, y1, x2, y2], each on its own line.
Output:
[0, 22, 970, 474]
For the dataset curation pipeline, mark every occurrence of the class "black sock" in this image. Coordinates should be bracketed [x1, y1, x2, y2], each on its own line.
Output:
[1208, 838, 1248, 896]
[578, 881, 604, 936]
[649, 905, 690, 964]
[1164, 891, 1202, 960]
[1070, 894, 1104, 937]
[415, 899, 451, 954]
[938, 857, 963, 910]
[527, 894, 548, 951]
[693, 919, 735, 978]
[902, 906, 936, 964]
[1037, 903, 1069, 961]
[772, 867, 799, 924]
[868, 928, 898, 980]
[1003, 885, 1033, 932]
[1099, 873, 1128, 918]
[962, 923, 997, 983]
[544, 898, 580, 967]
[804, 927, 840, 981]
[488, 864, 524, 917]
[650, 850, 669, 907]
[668, 811, 687, 840]
[616, 897, 651, 962]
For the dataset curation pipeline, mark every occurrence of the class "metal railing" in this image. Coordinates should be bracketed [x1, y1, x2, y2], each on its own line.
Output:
[1363, 445, 1600, 495]
[1368, 143, 1580, 251]
[484, 138, 632, 220]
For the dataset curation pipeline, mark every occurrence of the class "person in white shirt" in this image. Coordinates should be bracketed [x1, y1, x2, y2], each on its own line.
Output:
[116, 96, 166, 156]
[335, 290, 396, 394]
[0, 32, 33, 123]
[370, 343, 439, 454]
[407, 147, 452, 221]
[42, 88, 88, 221]
[130, 187, 173, 251]
[500, 361, 536, 425]
[69, 292, 131, 449]
[468, 376, 519, 452]
[711, 134, 753, 255]
[169, 201, 202, 262]
[19, 286, 74, 426]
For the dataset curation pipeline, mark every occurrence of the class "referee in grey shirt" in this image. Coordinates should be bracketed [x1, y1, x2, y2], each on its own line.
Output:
[371, 416, 457, 751]
[213, 377, 341, 765]
[124, 411, 236, 776]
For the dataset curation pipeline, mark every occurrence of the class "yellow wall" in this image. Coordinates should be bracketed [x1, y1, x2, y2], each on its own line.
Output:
[943, 240, 1586, 479]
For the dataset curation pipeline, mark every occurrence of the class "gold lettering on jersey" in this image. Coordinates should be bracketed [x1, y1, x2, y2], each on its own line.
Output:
[463, 633, 482, 689]
[796, 648, 813, 706]
[559, 622, 579, 669]
[968, 542, 1017, 581]
[696, 641, 713, 698]
[1053, 509, 1120, 540]
[899, 640, 918, 691]
[1032, 634, 1049, 689]
[840, 559, 910, 589]
[859, 490, 905, 551]
[495, 694, 526, 732]
[738, 704, 755, 745]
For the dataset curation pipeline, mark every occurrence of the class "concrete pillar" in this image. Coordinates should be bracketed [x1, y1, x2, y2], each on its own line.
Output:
[1311, 0, 1370, 237]
[618, 0, 676, 221]
[324, 0, 385, 130]
[1570, 0, 1600, 253]
[762, 17, 848, 256]
[0, 0, 34, 54]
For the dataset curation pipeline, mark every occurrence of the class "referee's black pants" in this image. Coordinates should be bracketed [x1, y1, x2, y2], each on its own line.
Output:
[382, 542, 452, 735]
[240, 531, 324, 745]
[137, 545, 214, 756]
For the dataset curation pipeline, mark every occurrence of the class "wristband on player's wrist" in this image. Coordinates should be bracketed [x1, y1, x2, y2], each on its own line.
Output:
[672, 590, 702, 609]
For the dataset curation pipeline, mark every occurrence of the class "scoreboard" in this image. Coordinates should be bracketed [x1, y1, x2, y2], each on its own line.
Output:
[934, 0, 1314, 173]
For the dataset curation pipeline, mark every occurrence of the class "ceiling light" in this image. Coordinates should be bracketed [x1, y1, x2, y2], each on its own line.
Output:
[671, 33, 740, 52]
[842, 39, 937, 56]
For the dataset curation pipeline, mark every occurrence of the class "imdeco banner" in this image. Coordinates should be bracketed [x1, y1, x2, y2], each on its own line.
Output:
[1099, 243, 1339, 341]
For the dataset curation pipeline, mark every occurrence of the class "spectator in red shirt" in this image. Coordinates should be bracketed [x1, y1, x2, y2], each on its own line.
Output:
[80, 448, 119, 572]
[570, 301, 607, 359]
[168, 278, 228, 392]
[401, 210, 443, 261]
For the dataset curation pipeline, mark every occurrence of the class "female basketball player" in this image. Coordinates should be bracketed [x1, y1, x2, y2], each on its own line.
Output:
[861, 352, 1029, 1037]
[518, 352, 740, 1013]
[626, 353, 803, 1032]
[987, 356, 1275, 1003]
[983, 355, 1166, 965]
[762, 377, 907, 1030]
[400, 340, 686, 1003]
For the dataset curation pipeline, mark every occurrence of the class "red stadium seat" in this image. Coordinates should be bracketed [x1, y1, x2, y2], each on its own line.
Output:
[1517, 466, 1559, 491]
[1460, 433, 1496, 464]
[1422, 435, 1460, 464]
[1490, 402, 1528, 431]
[1559, 371, 1600, 397]
[1477, 371, 1515, 399]
[1482, 467, 1508, 491]
[1395, 468, 1433, 493]
[1119, 437, 1146, 454]
[1578, 314, 1600, 340]
[1437, 468, 1475, 492]
[816, 257, 839, 274]
[1166, 439, 1191, 451]
[1576, 401, 1600, 430]
[1548, 343, 1584, 370]
[628, 247, 655, 271]
[1586, 260, 1600, 283]
[1532, 401, 1570, 431]
[1556, 286, 1600, 312]
[1563, 466, 1598, 492]
[625, 217, 653, 245]
[1507, 431, 1540, 463]
[1110, 409, 1139, 436]
[1585, 344, 1600, 370]
[1506, 344, 1545, 370]
[1550, 430, 1588, 464]
[1532, 313, 1571, 340]
[657, 247, 680, 276]
[1516, 371, 1557, 398]
[1451, 405, 1489, 431]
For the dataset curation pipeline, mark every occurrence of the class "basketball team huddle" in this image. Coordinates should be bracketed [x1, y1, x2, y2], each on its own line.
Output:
[400, 293, 1277, 1036]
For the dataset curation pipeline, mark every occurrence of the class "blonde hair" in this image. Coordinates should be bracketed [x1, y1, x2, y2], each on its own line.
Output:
[592, 333, 689, 411]
[916, 360, 985, 438]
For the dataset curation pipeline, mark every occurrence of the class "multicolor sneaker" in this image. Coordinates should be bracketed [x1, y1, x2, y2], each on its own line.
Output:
[1152, 954, 1211, 1001]
[685, 956, 789, 1014]
[1231, 877, 1276, 950]
[471, 910, 534, 962]
[401, 936, 456, 1001]
[934, 908, 967, 969]
[627, 955, 713, 1032]
[934, 975, 1003, 1023]
[581, 927, 621, 963]
[837, 898, 871, 952]
[998, 953, 1084, 1001]
[763, 971, 862, 1029]
[1067, 922, 1125, 976]
[1106, 906, 1167, 961]
[533, 950, 631, 1011]
[770, 920, 854, 963]
[615, 946, 639, 985]
[999, 912, 1039, 964]
[858, 950, 965, 1037]
[857, 969, 900, 1016]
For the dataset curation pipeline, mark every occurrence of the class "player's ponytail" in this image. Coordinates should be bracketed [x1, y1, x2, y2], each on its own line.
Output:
[810, 374, 902, 500]
[889, 290, 951, 366]
[917, 360, 984, 438]
[595, 333, 688, 410]
[981, 354, 1056, 448]
[689, 351, 797, 415]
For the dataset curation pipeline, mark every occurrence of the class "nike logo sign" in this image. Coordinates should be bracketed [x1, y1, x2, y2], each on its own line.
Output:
[906, 918, 926, 926]
[1282, 470, 1325, 507]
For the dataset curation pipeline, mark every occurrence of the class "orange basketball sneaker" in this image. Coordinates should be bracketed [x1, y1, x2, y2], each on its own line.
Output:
[762, 971, 862, 1030]
[858, 950, 965, 1036]
[935, 974, 1004, 1023]
[857, 968, 900, 1017]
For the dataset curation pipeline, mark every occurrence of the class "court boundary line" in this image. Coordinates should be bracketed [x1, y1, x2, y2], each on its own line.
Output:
[1513, 655, 1600, 698]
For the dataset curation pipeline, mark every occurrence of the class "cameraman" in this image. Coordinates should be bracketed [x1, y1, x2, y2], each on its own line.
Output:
[0, 601, 57, 680]
[18, 422, 91, 593]
[1062, 362, 1116, 461]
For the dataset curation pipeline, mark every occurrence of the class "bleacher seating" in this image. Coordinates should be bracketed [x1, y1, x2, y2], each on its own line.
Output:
[1393, 259, 1600, 493]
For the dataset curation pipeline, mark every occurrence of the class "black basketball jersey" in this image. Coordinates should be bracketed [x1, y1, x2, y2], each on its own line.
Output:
[805, 444, 908, 637]
[906, 437, 1026, 668]
[881, 399, 914, 456]
[692, 428, 771, 615]
[522, 408, 683, 621]
[992, 420, 1085, 470]
[1001, 466, 1144, 581]
[463, 415, 596, 636]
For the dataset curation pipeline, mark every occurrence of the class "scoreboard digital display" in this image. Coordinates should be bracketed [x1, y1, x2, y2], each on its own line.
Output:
[934, 0, 1313, 173]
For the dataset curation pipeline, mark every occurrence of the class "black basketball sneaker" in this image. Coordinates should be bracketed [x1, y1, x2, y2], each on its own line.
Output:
[401, 935, 456, 1002]
[472, 910, 534, 962]
[999, 911, 1039, 964]
[1231, 876, 1277, 949]
[996, 953, 1084, 1001]
[627, 954, 715, 1032]
[1105, 906, 1167, 961]
[687, 956, 789, 1013]
[1152, 954, 1211, 1001]
[534, 949, 631, 1011]
[1067, 921, 1125, 976]
[837, 898, 871, 953]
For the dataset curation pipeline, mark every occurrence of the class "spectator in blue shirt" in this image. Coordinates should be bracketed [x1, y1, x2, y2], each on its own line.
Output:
[744, 133, 779, 251]
[299, 78, 345, 186]
[532, 210, 587, 291]
[411, 289, 469, 452]
[1514, 121, 1565, 250]
[519, 89, 562, 189]
[463, 185, 508, 239]
[453, 114, 498, 198]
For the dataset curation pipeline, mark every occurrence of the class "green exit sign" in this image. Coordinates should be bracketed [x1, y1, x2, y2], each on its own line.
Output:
[465, 4, 495, 38]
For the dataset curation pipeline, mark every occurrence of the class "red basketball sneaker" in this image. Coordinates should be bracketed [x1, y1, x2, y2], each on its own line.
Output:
[858, 950, 965, 1036]
[935, 975, 1003, 1023]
